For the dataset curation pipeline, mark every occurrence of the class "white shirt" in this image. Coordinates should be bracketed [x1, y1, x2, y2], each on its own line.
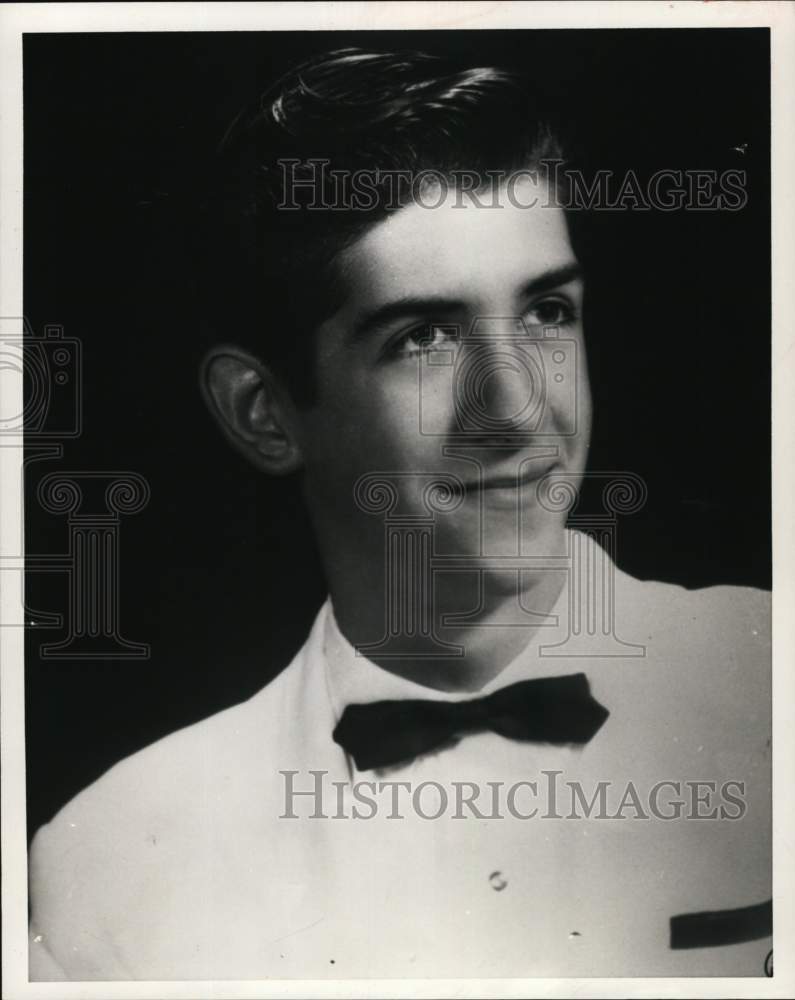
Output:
[29, 533, 771, 980]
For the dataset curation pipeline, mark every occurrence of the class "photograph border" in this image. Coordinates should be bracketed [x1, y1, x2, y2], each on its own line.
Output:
[2, 3, 793, 998]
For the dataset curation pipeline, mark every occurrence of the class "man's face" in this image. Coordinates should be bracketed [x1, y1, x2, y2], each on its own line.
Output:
[293, 178, 591, 586]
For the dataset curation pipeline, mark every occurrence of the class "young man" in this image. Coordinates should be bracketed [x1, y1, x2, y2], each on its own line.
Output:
[29, 49, 771, 980]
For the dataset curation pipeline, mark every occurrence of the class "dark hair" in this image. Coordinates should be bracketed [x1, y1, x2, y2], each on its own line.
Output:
[200, 47, 567, 404]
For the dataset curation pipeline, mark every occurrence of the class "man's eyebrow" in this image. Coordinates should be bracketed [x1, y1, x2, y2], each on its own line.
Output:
[517, 262, 583, 299]
[350, 296, 466, 341]
[348, 263, 584, 342]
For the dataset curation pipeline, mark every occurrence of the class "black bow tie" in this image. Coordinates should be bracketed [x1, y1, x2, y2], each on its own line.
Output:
[332, 673, 609, 771]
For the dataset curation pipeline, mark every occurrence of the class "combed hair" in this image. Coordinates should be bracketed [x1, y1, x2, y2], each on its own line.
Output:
[200, 48, 566, 402]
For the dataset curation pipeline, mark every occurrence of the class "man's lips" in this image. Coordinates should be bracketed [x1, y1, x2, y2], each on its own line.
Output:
[469, 461, 559, 491]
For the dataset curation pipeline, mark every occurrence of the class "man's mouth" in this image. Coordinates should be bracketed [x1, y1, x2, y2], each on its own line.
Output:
[472, 460, 559, 492]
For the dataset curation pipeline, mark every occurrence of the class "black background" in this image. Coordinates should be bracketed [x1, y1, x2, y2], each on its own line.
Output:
[24, 29, 770, 838]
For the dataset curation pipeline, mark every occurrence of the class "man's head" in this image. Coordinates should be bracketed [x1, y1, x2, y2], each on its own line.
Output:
[200, 48, 571, 400]
[202, 48, 591, 620]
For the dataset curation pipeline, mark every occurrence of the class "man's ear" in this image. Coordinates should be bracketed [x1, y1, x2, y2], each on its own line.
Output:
[200, 346, 303, 475]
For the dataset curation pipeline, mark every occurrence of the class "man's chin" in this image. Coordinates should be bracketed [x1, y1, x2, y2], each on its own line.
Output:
[434, 516, 569, 569]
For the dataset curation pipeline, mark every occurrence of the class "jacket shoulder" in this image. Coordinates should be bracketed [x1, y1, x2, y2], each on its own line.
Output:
[615, 568, 770, 648]
[28, 660, 301, 979]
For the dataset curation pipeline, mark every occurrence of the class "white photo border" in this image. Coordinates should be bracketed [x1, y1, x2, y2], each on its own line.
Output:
[2, 3, 793, 998]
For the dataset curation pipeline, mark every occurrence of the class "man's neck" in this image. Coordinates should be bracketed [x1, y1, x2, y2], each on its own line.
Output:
[328, 566, 568, 694]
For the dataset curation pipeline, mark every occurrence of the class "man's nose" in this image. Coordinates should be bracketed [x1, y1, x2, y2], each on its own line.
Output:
[461, 343, 540, 430]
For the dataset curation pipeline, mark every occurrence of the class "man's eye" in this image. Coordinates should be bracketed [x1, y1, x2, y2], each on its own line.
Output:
[390, 324, 456, 358]
[525, 299, 576, 327]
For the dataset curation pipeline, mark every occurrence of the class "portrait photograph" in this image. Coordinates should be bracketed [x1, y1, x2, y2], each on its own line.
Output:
[1, 3, 793, 998]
